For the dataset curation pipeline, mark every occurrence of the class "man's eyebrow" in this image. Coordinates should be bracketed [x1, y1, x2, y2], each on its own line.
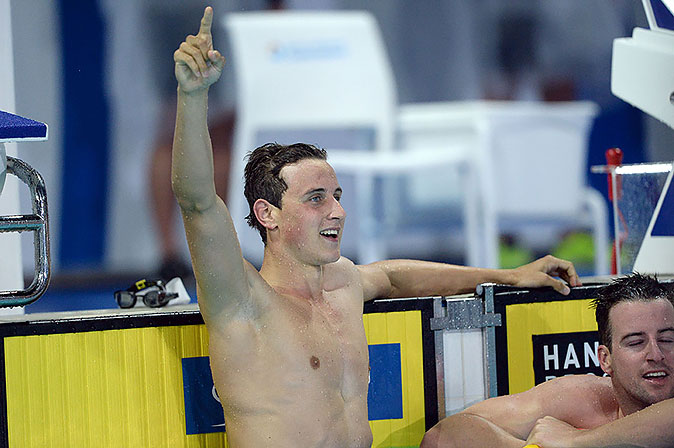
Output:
[620, 328, 674, 342]
[302, 188, 326, 198]
[620, 332, 645, 342]
[302, 187, 342, 198]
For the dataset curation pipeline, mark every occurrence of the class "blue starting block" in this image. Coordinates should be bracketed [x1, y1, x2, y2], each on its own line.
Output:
[0, 110, 50, 307]
[0, 110, 48, 142]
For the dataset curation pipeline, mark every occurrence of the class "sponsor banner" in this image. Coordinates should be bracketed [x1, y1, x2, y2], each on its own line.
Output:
[505, 299, 598, 394]
[532, 331, 604, 383]
[182, 357, 227, 435]
[367, 343, 403, 420]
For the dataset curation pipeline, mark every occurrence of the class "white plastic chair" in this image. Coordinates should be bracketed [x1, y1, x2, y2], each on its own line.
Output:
[398, 101, 609, 274]
[224, 11, 471, 266]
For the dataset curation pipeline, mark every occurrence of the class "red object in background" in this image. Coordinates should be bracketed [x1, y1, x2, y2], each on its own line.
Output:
[606, 147, 623, 201]
[606, 147, 624, 274]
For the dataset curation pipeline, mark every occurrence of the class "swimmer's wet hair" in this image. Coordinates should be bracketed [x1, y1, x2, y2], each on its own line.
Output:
[244, 142, 327, 244]
[592, 272, 674, 349]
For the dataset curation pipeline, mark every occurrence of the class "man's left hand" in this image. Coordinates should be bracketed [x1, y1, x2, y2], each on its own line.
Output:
[510, 255, 581, 295]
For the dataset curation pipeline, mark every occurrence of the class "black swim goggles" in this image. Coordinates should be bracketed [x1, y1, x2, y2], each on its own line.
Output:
[114, 279, 178, 309]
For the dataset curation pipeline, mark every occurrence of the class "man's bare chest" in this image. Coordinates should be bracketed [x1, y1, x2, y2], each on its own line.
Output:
[208, 287, 371, 402]
[263, 300, 369, 384]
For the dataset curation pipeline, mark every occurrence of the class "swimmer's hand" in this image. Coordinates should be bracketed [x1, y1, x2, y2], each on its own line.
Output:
[174, 6, 226, 93]
[526, 416, 583, 448]
[509, 255, 581, 295]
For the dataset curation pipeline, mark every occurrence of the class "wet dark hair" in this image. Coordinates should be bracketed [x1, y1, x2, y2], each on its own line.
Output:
[244, 142, 327, 244]
[592, 273, 674, 349]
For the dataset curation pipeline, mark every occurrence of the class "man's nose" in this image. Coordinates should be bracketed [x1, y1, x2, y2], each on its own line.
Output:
[646, 339, 666, 361]
[330, 198, 346, 220]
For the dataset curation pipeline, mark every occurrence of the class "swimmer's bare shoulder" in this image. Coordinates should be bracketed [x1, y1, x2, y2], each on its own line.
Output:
[530, 375, 619, 429]
[323, 257, 368, 298]
[179, 195, 266, 324]
[461, 375, 618, 439]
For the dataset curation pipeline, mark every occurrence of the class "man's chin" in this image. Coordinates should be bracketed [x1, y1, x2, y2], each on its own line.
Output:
[323, 248, 341, 264]
[652, 388, 674, 404]
[638, 386, 674, 407]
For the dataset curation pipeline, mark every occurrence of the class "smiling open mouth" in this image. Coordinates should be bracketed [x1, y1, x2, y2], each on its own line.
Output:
[643, 371, 668, 379]
[319, 229, 339, 240]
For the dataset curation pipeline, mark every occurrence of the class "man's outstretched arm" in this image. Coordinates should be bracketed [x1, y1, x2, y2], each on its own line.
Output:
[172, 7, 253, 323]
[420, 412, 527, 448]
[358, 255, 581, 302]
[420, 376, 614, 448]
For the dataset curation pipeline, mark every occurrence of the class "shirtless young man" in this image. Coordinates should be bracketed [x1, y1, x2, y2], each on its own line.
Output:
[172, 7, 582, 447]
[421, 272, 674, 448]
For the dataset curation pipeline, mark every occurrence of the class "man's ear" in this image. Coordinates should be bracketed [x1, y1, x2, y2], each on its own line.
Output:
[598, 344, 613, 376]
[253, 199, 277, 231]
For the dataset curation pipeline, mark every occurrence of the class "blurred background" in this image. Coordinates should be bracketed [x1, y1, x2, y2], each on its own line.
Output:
[5, 0, 674, 313]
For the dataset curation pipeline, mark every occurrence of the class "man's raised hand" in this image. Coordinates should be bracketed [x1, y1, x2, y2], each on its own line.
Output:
[174, 6, 226, 93]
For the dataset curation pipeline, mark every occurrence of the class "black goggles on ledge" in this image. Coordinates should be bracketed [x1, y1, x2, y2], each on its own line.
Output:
[114, 279, 178, 309]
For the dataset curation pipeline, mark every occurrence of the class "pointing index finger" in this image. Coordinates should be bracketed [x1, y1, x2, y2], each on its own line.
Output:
[198, 6, 214, 38]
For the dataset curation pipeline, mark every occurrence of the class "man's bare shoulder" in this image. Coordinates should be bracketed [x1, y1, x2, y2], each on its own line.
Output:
[532, 375, 618, 428]
[535, 374, 613, 395]
[323, 257, 360, 284]
[330, 256, 358, 269]
[197, 259, 274, 325]
[321, 257, 368, 304]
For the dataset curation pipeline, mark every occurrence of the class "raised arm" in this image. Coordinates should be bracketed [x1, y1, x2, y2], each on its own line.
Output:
[172, 7, 252, 322]
[172, 6, 225, 209]
[526, 397, 674, 448]
[357, 255, 581, 302]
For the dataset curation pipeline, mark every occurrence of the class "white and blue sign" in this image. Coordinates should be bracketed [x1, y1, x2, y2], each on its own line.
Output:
[270, 40, 347, 62]
[181, 357, 226, 435]
[367, 343, 403, 421]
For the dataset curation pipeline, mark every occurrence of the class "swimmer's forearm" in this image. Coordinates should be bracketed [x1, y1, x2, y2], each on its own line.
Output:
[425, 413, 526, 448]
[369, 259, 513, 298]
[565, 399, 674, 448]
[172, 87, 218, 210]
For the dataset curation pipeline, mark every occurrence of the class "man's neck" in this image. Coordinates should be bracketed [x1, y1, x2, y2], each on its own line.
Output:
[615, 396, 649, 418]
[260, 247, 326, 302]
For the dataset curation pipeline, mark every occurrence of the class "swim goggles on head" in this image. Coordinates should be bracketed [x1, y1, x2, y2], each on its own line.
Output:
[114, 279, 178, 309]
